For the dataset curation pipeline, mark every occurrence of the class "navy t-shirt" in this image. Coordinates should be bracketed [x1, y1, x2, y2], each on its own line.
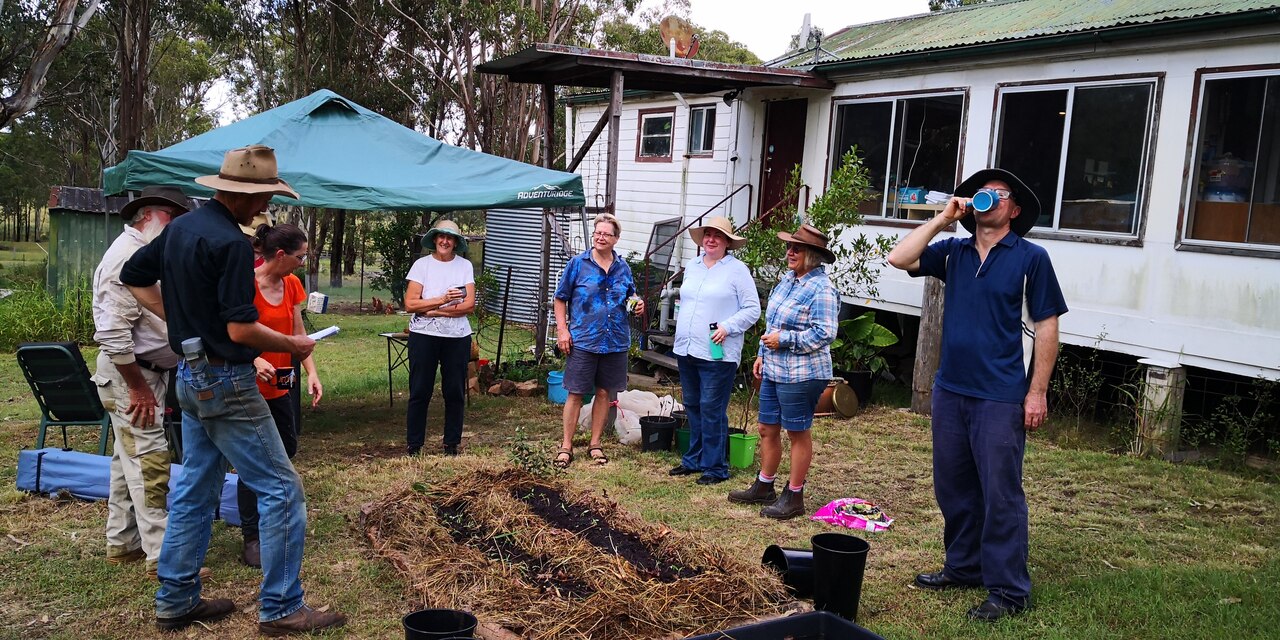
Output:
[121, 199, 260, 364]
[910, 233, 1068, 403]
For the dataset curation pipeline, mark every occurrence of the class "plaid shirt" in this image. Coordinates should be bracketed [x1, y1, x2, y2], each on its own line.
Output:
[760, 265, 839, 384]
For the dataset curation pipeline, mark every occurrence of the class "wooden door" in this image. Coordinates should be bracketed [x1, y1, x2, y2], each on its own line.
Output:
[758, 98, 808, 224]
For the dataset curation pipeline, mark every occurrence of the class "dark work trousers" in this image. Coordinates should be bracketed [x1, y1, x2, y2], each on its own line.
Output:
[237, 392, 298, 542]
[930, 386, 1031, 608]
[405, 332, 469, 453]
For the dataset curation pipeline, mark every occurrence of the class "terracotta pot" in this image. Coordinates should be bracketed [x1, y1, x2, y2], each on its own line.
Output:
[815, 380, 839, 415]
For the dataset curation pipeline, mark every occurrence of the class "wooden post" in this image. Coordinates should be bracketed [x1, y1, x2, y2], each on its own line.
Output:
[605, 71, 624, 214]
[535, 82, 556, 361]
[911, 278, 945, 415]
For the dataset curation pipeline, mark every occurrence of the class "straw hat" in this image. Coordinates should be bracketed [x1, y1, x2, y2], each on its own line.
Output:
[422, 219, 468, 255]
[776, 223, 835, 264]
[118, 185, 192, 220]
[953, 168, 1041, 237]
[194, 145, 299, 199]
[238, 212, 274, 237]
[689, 216, 747, 250]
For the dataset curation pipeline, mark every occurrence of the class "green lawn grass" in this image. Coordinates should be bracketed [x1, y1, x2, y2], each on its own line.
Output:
[0, 312, 1277, 639]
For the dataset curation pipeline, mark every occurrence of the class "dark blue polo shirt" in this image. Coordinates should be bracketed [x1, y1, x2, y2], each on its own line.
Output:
[120, 199, 260, 364]
[910, 233, 1068, 403]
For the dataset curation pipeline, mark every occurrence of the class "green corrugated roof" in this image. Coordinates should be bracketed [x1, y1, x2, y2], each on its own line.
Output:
[778, 0, 1280, 69]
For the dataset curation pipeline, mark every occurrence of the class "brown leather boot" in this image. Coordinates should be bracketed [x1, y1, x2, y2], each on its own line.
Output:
[727, 478, 777, 505]
[259, 605, 347, 636]
[760, 486, 805, 520]
[155, 598, 235, 632]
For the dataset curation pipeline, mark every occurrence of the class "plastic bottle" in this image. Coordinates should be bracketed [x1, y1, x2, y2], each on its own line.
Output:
[709, 323, 724, 360]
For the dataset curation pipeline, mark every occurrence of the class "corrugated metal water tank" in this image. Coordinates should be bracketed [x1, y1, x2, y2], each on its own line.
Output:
[482, 208, 587, 325]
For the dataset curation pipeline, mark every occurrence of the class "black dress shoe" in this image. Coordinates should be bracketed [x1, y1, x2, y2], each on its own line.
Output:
[696, 474, 728, 485]
[668, 465, 698, 476]
[967, 600, 1028, 621]
[913, 570, 982, 591]
[155, 598, 235, 631]
[443, 444, 459, 456]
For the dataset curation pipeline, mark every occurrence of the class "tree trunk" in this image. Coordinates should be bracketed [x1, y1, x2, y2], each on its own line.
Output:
[113, 0, 152, 161]
[343, 217, 357, 276]
[329, 209, 345, 288]
[306, 208, 319, 292]
[0, 0, 99, 129]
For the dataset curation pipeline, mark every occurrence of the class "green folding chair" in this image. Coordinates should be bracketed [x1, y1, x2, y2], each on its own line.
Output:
[16, 342, 112, 456]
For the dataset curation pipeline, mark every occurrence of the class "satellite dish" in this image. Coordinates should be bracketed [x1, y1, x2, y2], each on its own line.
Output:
[659, 15, 700, 58]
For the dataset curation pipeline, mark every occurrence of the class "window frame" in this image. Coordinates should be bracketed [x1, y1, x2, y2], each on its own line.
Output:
[827, 88, 968, 230]
[635, 106, 676, 163]
[992, 74, 1162, 246]
[1177, 64, 1280, 258]
[686, 103, 717, 157]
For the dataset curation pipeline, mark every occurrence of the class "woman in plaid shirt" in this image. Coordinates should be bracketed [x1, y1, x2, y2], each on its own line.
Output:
[727, 224, 839, 520]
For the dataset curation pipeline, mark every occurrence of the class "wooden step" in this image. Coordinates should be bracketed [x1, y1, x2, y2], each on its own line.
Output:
[647, 333, 675, 347]
[637, 349, 678, 372]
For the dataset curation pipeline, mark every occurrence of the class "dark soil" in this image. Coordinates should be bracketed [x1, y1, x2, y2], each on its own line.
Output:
[434, 502, 594, 600]
[511, 485, 702, 582]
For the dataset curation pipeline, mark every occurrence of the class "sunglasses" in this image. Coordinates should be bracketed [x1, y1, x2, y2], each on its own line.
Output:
[785, 243, 806, 254]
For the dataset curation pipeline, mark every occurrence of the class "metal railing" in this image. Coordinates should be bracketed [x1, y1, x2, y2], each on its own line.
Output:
[638, 184, 753, 305]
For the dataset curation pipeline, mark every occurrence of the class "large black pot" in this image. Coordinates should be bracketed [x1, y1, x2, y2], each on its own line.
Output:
[837, 370, 874, 406]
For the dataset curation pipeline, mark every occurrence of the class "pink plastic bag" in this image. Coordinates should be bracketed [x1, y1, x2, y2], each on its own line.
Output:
[811, 498, 893, 532]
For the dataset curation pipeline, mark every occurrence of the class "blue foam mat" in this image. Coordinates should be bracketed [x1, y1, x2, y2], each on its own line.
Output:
[16, 447, 242, 526]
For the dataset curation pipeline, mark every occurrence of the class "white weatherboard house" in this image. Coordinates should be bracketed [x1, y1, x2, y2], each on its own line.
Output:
[565, 0, 1280, 382]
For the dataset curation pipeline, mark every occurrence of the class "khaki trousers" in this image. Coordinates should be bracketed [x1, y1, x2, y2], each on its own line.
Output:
[94, 352, 171, 567]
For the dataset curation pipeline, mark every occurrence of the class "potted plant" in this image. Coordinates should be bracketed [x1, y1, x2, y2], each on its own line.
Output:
[831, 312, 899, 405]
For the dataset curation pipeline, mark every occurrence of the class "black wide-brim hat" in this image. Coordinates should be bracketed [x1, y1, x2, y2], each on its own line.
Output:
[118, 185, 193, 220]
[953, 168, 1040, 237]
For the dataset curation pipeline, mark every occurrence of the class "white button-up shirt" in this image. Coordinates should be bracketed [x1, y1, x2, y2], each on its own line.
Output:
[672, 253, 761, 364]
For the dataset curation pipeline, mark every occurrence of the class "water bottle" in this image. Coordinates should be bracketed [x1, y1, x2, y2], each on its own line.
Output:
[970, 188, 999, 213]
[708, 323, 724, 360]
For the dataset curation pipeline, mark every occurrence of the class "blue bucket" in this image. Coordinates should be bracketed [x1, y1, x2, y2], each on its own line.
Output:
[547, 370, 568, 404]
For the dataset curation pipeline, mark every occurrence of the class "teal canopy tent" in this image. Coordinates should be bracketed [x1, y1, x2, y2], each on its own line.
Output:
[102, 89, 583, 210]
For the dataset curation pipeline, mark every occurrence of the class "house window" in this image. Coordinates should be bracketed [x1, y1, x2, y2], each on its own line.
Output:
[994, 80, 1156, 236]
[688, 104, 716, 155]
[636, 108, 675, 162]
[831, 93, 964, 220]
[1184, 71, 1280, 248]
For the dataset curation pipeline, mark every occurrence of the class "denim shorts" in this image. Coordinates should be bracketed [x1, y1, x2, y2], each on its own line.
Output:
[563, 348, 628, 395]
[757, 378, 829, 431]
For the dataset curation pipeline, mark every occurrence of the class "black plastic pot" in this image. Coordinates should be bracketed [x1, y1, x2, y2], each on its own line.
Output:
[811, 532, 870, 622]
[761, 545, 814, 598]
[683, 611, 885, 640]
[838, 370, 874, 406]
[402, 609, 478, 639]
[639, 415, 676, 452]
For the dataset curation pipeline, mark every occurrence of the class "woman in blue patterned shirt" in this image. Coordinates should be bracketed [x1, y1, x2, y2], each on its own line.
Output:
[727, 224, 839, 520]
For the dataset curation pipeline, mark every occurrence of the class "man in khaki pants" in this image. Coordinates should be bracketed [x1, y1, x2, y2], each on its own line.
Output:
[91, 185, 198, 578]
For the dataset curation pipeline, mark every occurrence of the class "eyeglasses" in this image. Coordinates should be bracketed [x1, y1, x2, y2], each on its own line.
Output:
[290, 251, 307, 262]
[979, 188, 1013, 200]
[592, 231, 617, 238]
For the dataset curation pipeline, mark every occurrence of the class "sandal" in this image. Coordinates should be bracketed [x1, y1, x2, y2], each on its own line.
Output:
[553, 447, 574, 469]
[588, 446, 609, 466]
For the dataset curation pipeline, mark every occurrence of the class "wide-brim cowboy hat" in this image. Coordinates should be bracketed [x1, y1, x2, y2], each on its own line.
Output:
[238, 212, 274, 237]
[422, 219, 468, 255]
[118, 185, 192, 220]
[194, 144, 300, 199]
[776, 223, 835, 264]
[953, 168, 1041, 237]
[689, 216, 747, 250]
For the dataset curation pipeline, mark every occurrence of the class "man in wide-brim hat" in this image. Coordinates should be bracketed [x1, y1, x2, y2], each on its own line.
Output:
[120, 145, 346, 635]
[886, 168, 1068, 622]
[93, 184, 191, 581]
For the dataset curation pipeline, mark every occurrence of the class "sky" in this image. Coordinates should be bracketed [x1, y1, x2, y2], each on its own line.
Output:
[636, 0, 933, 61]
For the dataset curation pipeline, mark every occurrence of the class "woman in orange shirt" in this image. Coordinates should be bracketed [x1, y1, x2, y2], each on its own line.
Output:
[237, 222, 323, 568]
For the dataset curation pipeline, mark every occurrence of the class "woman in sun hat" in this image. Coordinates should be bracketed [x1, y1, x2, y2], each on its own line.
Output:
[402, 219, 474, 456]
[667, 216, 760, 486]
[727, 223, 839, 520]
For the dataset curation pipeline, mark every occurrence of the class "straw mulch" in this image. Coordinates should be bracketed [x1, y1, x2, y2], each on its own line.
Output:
[363, 468, 791, 639]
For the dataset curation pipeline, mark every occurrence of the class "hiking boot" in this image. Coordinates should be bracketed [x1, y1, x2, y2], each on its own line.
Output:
[727, 479, 776, 505]
[241, 539, 262, 568]
[155, 598, 234, 632]
[259, 605, 347, 636]
[106, 547, 146, 565]
[760, 486, 805, 520]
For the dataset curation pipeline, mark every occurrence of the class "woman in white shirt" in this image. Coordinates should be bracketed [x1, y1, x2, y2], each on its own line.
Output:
[402, 220, 475, 456]
[667, 216, 760, 485]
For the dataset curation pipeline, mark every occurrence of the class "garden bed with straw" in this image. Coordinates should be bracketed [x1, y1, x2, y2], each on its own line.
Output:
[362, 468, 793, 639]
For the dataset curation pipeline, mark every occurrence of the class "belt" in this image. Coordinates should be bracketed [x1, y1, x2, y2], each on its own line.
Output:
[135, 358, 176, 374]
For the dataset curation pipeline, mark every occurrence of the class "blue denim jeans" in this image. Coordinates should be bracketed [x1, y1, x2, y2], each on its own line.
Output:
[156, 360, 307, 623]
[678, 355, 738, 480]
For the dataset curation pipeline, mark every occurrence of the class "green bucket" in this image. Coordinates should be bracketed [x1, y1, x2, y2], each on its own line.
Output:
[728, 432, 760, 469]
[675, 428, 690, 454]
